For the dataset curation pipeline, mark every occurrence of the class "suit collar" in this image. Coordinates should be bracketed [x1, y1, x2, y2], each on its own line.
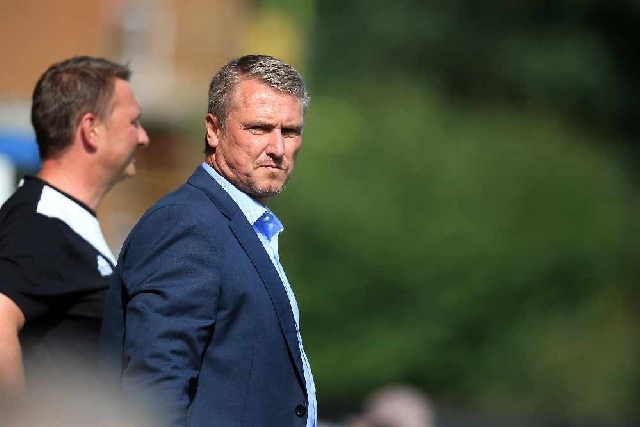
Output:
[200, 161, 268, 226]
[186, 165, 239, 220]
[186, 166, 307, 392]
[228, 217, 307, 390]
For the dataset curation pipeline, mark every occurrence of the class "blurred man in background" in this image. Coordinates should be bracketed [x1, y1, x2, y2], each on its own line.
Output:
[0, 56, 149, 404]
[345, 384, 436, 427]
[101, 54, 316, 427]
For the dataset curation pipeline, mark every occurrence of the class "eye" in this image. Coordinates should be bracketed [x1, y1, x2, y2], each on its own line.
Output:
[282, 127, 302, 137]
[247, 125, 272, 135]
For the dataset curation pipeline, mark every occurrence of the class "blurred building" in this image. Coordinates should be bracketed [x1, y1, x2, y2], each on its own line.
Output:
[0, 0, 257, 253]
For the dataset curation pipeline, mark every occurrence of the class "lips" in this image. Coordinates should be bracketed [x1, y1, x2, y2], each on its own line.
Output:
[257, 164, 284, 170]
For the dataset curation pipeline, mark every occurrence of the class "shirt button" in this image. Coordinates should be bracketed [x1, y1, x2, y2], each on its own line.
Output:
[295, 403, 307, 417]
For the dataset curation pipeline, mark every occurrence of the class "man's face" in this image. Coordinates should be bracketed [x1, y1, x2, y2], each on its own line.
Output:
[206, 78, 304, 205]
[100, 79, 149, 181]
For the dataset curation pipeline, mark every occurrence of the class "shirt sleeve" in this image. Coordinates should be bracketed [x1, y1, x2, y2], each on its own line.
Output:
[0, 214, 80, 321]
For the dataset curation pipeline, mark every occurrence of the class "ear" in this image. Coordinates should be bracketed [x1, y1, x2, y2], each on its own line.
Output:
[79, 112, 100, 151]
[205, 113, 222, 150]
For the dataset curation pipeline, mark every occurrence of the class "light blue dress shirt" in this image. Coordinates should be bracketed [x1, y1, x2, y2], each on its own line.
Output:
[201, 162, 317, 426]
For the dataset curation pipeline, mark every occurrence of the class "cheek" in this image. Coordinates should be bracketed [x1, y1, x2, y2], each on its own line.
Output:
[228, 134, 254, 154]
[245, 140, 270, 161]
[288, 140, 303, 158]
[224, 144, 255, 171]
[129, 127, 139, 142]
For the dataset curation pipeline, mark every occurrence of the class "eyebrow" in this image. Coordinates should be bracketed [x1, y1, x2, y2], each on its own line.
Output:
[240, 121, 302, 131]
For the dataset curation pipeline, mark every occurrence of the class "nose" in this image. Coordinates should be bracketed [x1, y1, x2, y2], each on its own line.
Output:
[138, 126, 150, 147]
[266, 129, 285, 157]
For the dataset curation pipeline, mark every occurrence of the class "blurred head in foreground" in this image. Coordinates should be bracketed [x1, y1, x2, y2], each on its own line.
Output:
[346, 384, 436, 427]
[2, 372, 154, 427]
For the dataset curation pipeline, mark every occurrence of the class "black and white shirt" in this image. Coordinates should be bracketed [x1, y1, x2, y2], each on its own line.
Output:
[0, 176, 116, 383]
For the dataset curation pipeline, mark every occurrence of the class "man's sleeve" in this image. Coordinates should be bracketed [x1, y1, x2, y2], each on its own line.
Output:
[117, 204, 222, 426]
[0, 215, 71, 321]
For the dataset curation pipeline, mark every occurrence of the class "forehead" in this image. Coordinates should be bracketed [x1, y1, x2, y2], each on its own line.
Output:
[229, 78, 303, 119]
[110, 79, 140, 112]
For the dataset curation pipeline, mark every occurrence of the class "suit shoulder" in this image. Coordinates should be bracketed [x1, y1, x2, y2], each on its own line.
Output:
[141, 183, 216, 217]
[129, 183, 225, 239]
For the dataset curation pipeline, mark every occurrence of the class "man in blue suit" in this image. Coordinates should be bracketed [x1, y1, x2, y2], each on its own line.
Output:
[101, 55, 316, 426]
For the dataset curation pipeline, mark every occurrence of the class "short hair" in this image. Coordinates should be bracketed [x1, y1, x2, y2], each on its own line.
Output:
[204, 54, 309, 155]
[31, 56, 131, 160]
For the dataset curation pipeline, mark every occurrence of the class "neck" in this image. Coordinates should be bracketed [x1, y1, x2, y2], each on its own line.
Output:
[37, 159, 109, 211]
[204, 156, 270, 207]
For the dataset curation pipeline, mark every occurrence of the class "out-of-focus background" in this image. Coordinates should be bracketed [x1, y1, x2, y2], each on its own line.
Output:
[1, 1, 639, 426]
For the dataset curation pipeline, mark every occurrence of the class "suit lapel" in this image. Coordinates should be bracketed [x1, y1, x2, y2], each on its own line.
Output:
[187, 167, 306, 389]
[229, 217, 306, 384]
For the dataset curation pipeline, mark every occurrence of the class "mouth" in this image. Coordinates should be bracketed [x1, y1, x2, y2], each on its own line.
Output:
[258, 164, 283, 171]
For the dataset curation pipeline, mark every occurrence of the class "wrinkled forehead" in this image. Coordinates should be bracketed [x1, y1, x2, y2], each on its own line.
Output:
[231, 78, 303, 111]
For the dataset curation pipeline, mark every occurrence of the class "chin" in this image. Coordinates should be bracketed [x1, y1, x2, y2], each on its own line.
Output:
[247, 182, 285, 199]
[263, 183, 287, 197]
[124, 163, 137, 177]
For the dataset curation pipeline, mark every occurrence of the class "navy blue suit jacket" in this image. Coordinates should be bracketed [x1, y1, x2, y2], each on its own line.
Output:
[101, 167, 309, 426]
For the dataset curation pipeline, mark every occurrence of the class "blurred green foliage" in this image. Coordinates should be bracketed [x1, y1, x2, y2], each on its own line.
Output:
[307, 0, 640, 143]
[272, 74, 640, 421]
[259, 0, 640, 422]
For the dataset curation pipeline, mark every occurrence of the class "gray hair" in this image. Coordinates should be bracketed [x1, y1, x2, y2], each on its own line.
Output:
[207, 54, 309, 129]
